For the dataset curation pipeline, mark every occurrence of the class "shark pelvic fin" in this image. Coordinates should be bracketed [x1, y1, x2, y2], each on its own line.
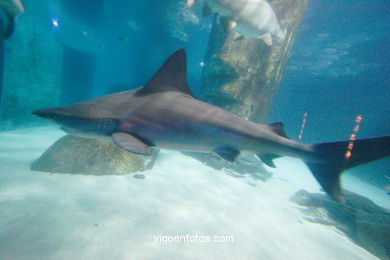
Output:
[136, 49, 194, 97]
[257, 153, 280, 168]
[214, 146, 240, 162]
[112, 132, 151, 155]
[256, 123, 286, 167]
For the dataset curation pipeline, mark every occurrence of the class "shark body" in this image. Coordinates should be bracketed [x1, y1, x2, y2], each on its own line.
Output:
[0, 0, 24, 39]
[186, 0, 285, 45]
[33, 49, 390, 203]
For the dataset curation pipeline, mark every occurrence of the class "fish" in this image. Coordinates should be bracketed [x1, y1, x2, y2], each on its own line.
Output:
[186, 0, 286, 46]
[0, 0, 24, 40]
[32, 49, 390, 203]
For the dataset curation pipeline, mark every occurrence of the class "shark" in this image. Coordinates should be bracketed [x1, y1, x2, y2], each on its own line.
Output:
[33, 49, 390, 203]
[186, 0, 286, 46]
[0, 0, 24, 39]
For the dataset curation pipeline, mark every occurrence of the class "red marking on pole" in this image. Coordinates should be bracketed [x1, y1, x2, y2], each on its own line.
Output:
[298, 112, 308, 140]
[345, 150, 352, 159]
[345, 115, 363, 159]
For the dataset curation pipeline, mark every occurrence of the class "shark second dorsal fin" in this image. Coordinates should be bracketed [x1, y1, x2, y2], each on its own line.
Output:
[136, 49, 194, 97]
[269, 122, 288, 138]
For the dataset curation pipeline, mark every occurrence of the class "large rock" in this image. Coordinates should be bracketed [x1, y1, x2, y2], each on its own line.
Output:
[31, 135, 158, 175]
[290, 189, 390, 260]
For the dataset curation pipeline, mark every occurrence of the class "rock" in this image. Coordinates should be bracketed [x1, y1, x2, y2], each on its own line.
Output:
[300, 207, 337, 226]
[290, 189, 390, 260]
[356, 213, 390, 260]
[182, 152, 226, 171]
[133, 174, 146, 179]
[227, 153, 273, 181]
[182, 152, 272, 181]
[31, 135, 158, 175]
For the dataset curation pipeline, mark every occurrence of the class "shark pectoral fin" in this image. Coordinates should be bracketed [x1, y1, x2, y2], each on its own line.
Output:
[214, 147, 240, 162]
[219, 16, 236, 33]
[259, 33, 273, 46]
[186, 0, 196, 8]
[257, 153, 281, 168]
[202, 4, 212, 16]
[112, 132, 151, 155]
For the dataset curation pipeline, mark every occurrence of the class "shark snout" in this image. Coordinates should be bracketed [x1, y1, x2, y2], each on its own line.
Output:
[32, 108, 56, 119]
[33, 108, 84, 131]
[32, 108, 66, 126]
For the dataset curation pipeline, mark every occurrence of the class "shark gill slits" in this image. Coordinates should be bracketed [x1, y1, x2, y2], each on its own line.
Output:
[96, 118, 119, 134]
[53, 116, 118, 135]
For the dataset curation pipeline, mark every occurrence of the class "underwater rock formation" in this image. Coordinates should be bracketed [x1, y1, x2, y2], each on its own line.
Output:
[31, 135, 158, 175]
[182, 152, 272, 181]
[290, 189, 390, 260]
[200, 0, 308, 123]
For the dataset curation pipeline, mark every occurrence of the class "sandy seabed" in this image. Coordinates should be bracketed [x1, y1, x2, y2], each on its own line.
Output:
[0, 127, 386, 260]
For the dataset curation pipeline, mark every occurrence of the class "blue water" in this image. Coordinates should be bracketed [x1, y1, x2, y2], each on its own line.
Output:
[270, 0, 390, 188]
[51, 0, 212, 98]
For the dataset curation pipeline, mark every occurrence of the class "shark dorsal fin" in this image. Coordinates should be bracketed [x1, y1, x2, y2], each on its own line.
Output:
[136, 49, 194, 97]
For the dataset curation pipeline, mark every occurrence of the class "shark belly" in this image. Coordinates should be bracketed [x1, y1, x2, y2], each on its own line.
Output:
[123, 117, 247, 153]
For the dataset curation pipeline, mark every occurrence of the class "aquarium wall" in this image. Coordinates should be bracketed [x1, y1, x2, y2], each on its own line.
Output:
[0, 2, 62, 129]
[0, 0, 211, 129]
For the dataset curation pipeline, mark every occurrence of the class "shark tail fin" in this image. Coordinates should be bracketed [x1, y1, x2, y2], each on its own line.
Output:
[1, 14, 15, 40]
[305, 135, 390, 203]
